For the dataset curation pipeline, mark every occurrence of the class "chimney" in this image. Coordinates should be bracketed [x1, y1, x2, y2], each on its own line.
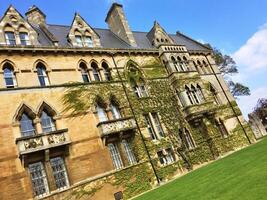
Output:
[26, 5, 46, 26]
[105, 3, 137, 47]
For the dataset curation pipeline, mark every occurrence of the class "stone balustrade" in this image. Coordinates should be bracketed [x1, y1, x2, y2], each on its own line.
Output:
[16, 128, 70, 155]
[183, 101, 216, 120]
[97, 117, 136, 137]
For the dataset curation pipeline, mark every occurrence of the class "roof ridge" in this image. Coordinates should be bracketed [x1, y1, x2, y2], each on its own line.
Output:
[176, 31, 212, 51]
[47, 23, 70, 27]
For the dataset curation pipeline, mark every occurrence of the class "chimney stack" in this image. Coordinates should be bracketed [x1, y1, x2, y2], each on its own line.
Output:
[26, 5, 46, 26]
[105, 3, 137, 47]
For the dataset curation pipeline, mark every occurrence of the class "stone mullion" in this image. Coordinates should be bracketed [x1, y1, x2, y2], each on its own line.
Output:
[44, 150, 57, 192]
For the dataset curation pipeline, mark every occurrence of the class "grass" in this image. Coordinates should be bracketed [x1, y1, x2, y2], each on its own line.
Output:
[135, 138, 267, 200]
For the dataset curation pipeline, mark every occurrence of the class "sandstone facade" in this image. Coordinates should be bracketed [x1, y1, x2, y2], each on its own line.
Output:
[0, 3, 255, 200]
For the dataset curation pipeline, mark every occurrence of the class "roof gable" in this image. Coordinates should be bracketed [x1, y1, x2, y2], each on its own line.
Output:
[67, 13, 101, 47]
[147, 21, 174, 47]
[0, 5, 39, 45]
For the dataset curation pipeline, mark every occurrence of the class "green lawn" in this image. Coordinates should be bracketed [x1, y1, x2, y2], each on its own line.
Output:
[135, 138, 267, 200]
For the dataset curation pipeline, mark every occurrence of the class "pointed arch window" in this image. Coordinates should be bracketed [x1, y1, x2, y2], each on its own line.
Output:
[36, 63, 50, 86]
[41, 110, 56, 133]
[5, 31, 16, 45]
[110, 103, 121, 119]
[191, 85, 200, 104]
[96, 104, 107, 122]
[84, 36, 93, 47]
[20, 113, 36, 137]
[185, 86, 194, 105]
[196, 84, 205, 103]
[19, 32, 30, 46]
[131, 79, 148, 98]
[177, 56, 187, 71]
[3, 63, 17, 88]
[102, 62, 112, 81]
[197, 60, 203, 74]
[210, 85, 221, 105]
[79, 62, 90, 83]
[108, 143, 123, 170]
[91, 62, 101, 81]
[171, 56, 180, 72]
[75, 35, 83, 47]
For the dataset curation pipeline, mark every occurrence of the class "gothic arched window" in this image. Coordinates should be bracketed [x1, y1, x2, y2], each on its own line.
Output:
[91, 62, 101, 81]
[20, 113, 36, 137]
[41, 110, 56, 133]
[79, 62, 90, 83]
[110, 102, 121, 119]
[36, 63, 50, 86]
[102, 62, 112, 81]
[3, 62, 17, 88]
[96, 103, 107, 122]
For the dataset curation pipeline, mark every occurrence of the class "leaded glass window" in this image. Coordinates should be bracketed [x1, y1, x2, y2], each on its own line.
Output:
[108, 143, 123, 170]
[28, 162, 49, 197]
[122, 139, 137, 165]
[50, 157, 69, 190]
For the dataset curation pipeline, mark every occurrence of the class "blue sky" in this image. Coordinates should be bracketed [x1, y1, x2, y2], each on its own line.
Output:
[0, 0, 267, 117]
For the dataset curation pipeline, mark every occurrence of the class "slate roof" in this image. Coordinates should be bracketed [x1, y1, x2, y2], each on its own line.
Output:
[33, 24, 210, 51]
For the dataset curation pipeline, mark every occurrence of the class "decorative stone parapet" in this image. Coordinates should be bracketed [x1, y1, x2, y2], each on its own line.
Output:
[183, 101, 216, 120]
[97, 117, 136, 137]
[16, 128, 70, 155]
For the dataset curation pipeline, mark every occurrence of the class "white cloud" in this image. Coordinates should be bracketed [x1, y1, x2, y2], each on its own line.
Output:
[237, 87, 267, 119]
[233, 23, 267, 71]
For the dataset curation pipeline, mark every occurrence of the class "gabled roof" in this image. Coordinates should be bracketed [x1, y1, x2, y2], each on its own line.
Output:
[147, 21, 174, 44]
[34, 24, 209, 51]
[69, 12, 101, 38]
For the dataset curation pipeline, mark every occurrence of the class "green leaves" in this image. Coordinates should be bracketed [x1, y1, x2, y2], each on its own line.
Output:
[208, 44, 250, 97]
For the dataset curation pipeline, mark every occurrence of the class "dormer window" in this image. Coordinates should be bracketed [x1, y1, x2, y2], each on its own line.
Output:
[19, 32, 30, 46]
[5, 32, 16, 45]
[74, 30, 94, 48]
[84, 36, 93, 47]
[75, 35, 83, 47]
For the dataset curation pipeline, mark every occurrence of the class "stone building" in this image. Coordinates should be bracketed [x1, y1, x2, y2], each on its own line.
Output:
[248, 112, 267, 139]
[0, 3, 255, 200]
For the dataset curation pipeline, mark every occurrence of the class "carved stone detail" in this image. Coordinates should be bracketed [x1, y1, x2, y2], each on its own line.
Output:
[97, 117, 136, 137]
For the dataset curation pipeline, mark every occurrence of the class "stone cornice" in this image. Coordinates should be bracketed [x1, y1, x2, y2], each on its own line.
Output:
[0, 45, 210, 56]
[0, 45, 160, 55]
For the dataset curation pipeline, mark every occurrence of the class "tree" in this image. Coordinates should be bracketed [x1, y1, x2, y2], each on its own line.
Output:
[205, 44, 250, 97]
[253, 98, 267, 119]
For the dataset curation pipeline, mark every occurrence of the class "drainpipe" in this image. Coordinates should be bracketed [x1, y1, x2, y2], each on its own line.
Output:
[205, 55, 251, 144]
[110, 53, 161, 184]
